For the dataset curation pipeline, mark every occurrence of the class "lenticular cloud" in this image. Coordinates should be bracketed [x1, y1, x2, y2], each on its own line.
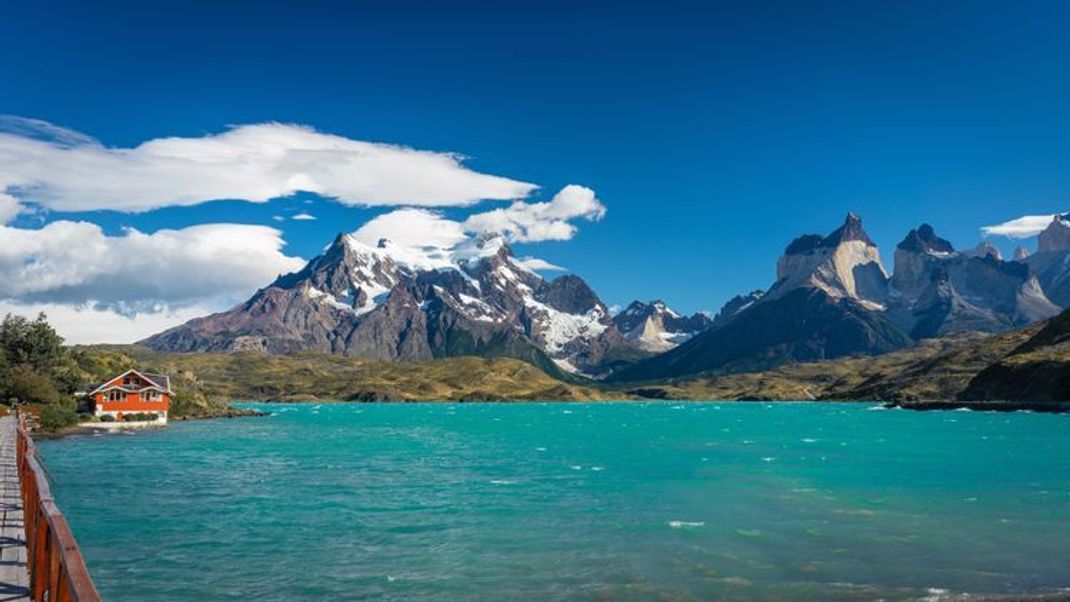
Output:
[0, 116, 537, 213]
[981, 213, 1066, 239]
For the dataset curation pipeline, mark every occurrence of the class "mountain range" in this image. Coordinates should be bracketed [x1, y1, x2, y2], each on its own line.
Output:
[144, 212, 1070, 384]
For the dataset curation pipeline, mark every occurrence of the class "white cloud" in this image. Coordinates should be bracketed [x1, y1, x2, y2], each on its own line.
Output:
[0, 301, 218, 345]
[352, 208, 469, 249]
[981, 213, 1065, 238]
[0, 221, 305, 314]
[464, 184, 605, 242]
[349, 185, 605, 256]
[291, 212, 316, 221]
[0, 116, 537, 212]
[517, 257, 566, 271]
[272, 215, 285, 222]
[0, 192, 20, 224]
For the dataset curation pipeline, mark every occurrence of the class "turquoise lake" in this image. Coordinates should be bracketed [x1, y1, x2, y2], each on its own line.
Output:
[38, 402, 1070, 600]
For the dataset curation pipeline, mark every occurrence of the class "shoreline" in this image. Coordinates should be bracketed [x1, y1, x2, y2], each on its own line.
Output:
[36, 406, 269, 439]
[242, 397, 1070, 413]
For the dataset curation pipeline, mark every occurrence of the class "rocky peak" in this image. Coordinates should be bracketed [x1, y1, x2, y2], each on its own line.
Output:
[825, 212, 875, 247]
[888, 222, 1060, 338]
[537, 275, 606, 316]
[784, 214, 875, 255]
[613, 299, 713, 352]
[963, 241, 1002, 261]
[772, 213, 888, 306]
[614, 300, 679, 331]
[1014, 246, 1030, 261]
[1038, 214, 1070, 253]
[897, 224, 954, 255]
[712, 290, 765, 326]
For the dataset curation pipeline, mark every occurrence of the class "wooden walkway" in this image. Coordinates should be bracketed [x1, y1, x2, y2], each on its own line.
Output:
[0, 418, 29, 601]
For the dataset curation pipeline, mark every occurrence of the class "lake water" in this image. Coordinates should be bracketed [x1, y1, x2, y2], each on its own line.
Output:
[38, 402, 1070, 601]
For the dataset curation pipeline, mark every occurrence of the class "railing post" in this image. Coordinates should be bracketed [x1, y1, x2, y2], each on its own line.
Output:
[33, 517, 47, 601]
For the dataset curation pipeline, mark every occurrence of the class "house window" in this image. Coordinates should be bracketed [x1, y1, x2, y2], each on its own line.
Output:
[107, 390, 124, 402]
[141, 390, 160, 402]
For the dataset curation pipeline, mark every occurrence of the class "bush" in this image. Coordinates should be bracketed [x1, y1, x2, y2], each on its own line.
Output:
[121, 412, 159, 422]
[99, 414, 115, 423]
[2, 365, 60, 405]
[38, 403, 79, 432]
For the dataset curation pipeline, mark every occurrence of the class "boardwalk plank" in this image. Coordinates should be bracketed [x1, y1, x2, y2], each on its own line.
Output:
[0, 417, 30, 601]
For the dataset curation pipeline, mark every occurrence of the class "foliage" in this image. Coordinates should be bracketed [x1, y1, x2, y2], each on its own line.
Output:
[3, 365, 61, 405]
[71, 345, 616, 405]
[0, 313, 85, 406]
[0, 313, 65, 370]
[37, 402, 79, 432]
[121, 412, 160, 422]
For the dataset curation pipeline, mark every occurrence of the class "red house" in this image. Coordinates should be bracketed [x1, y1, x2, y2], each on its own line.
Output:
[89, 369, 172, 424]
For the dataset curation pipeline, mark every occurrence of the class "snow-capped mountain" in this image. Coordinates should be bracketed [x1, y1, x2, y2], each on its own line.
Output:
[612, 300, 712, 352]
[142, 231, 627, 375]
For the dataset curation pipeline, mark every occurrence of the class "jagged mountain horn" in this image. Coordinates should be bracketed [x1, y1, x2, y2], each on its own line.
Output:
[612, 300, 712, 352]
[769, 213, 889, 308]
[142, 230, 628, 376]
[1026, 214, 1070, 306]
[611, 213, 910, 382]
[1037, 213, 1070, 254]
[888, 224, 1060, 339]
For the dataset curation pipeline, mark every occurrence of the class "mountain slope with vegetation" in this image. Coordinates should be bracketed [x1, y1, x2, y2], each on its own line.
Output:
[960, 308, 1070, 402]
[81, 346, 613, 402]
[623, 307, 1070, 407]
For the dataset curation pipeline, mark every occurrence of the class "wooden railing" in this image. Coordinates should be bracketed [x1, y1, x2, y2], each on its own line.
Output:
[15, 414, 102, 602]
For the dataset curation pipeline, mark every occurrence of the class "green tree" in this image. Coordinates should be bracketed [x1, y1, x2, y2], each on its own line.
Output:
[0, 313, 66, 371]
[2, 365, 61, 405]
[0, 313, 80, 404]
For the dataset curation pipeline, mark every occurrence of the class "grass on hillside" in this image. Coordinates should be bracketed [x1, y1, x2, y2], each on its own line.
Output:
[80, 317, 1063, 410]
[81, 346, 616, 404]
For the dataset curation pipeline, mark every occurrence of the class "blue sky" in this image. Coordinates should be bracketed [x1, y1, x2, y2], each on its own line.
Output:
[2, 1, 1069, 341]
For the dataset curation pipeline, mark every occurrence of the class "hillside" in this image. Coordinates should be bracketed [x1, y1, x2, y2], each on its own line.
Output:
[78, 306, 1070, 409]
[959, 308, 1070, 402]
[620, 331, 1029, 402]
[81, 346, 614, 403]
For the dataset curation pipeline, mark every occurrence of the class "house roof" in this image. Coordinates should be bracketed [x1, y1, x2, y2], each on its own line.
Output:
[89, 369, 173, 395]
[142, 373, 172, 392]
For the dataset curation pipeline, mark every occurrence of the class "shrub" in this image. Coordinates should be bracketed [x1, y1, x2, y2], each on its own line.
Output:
[38, 403, 79, 432]
[2, 365, 60, 405]
[99, 414, 115, 423]
[121, 412, 159, 422]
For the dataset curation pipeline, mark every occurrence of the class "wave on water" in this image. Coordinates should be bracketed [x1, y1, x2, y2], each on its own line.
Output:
[668, 521, 705, 529]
